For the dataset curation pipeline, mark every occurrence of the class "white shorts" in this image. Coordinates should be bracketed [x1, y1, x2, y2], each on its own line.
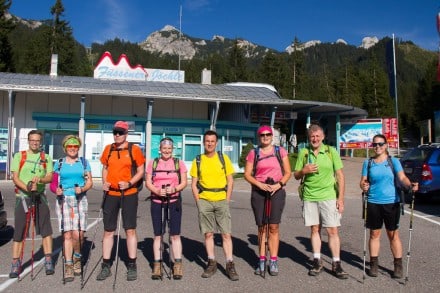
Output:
[303, 199, 341, 227]
[55, 195, 88, 232]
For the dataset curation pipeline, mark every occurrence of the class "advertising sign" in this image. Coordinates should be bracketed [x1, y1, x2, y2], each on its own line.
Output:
[340, 118, 399, 149]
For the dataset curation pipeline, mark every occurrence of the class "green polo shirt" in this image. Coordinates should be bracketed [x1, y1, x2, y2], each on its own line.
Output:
[294, 144, 343, 201]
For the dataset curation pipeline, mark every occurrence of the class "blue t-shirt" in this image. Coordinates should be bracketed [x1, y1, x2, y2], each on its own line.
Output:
[54, 158, 91, 197]
[361, 157, 402, 204]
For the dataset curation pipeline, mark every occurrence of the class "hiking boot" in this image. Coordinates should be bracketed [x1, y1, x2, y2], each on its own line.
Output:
[126, 262, 137, 281]
[201, 259, 217, 278]
[96, 262, 112, 281]
[64, 263, 74, 282]
[308, 258, 323, 276]
[392, 258, 403, 279]
[44, 257, 55, 275]
[73, 257, 82, 276]
[254, 260, 266, 275]
[332, 261, 349, 279]
[368, 257, 378, 277]
[225, 261, 239, 281]
[9, 259, 21, 278]
[269, 260, 279, 276]
[173, 261, 183, 280]
[151, 261, 162, 280]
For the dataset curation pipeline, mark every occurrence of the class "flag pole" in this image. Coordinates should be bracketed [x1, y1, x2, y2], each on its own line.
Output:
[392, 33, 400, 156]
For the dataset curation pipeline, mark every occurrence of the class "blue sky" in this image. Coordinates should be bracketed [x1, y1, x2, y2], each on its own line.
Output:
[9, 0, 440, 52]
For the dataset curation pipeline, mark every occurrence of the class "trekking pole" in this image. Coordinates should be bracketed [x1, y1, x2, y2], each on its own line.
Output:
[18, 197, 31, 281]
[74, 184, 83, 285]
[112, 189, 124, 291]
[160, 185, 170, 280]
[30, 189, 37, 280]
[58, 185, 66, 284]
[262, 177, 274, 278]
[405, 189, 415, 284]
[166, 184, 172, 280]
[362, 191, 368, 283]
[81, 192, 106, 290]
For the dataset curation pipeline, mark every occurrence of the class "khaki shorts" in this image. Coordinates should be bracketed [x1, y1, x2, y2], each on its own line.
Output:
[303, 199, 341, 227]
[197, 199, 231, 235]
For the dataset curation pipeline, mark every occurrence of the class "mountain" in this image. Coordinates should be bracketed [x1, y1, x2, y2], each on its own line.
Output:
[138, 25, 272, 60]
[140, 25, 381, 59]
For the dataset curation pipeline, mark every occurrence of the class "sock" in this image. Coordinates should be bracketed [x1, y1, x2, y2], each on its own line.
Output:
[73, 252, 82, 258]
[65, 260, 73, 264]
[45, 254, 52, 261]
[208, 256, 215, 260]
[226, 258, 233, 263]
[313, 253, 321, 259]
[333, 257, 340, 262]
[270, 256, 277, 261]
[174, 259, 182, 263]
[259, 256, 267, 261]
[103, 258, 111, 265]
[128, 257, 136, 265]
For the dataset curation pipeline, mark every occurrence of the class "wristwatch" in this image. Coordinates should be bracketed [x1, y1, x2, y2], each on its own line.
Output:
[279, 181, 286, 187]
[127, 181, 132, 188]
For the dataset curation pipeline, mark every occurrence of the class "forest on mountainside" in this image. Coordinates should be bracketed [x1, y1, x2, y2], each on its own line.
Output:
[1, 0, 439, 141]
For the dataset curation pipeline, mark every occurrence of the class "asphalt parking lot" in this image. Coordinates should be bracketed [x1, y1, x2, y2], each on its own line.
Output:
[0, 156, 439, 292]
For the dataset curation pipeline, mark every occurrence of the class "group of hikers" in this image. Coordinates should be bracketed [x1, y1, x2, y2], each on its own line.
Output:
[7, 121, 419, 286]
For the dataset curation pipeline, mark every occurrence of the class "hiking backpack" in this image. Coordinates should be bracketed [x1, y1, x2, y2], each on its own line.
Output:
[15, 150, 47, 193]
[195, 151, 227, 192]
[152, 157, 181, 184]
[107, 142, 144, 191]
[252, 145, 284, 176]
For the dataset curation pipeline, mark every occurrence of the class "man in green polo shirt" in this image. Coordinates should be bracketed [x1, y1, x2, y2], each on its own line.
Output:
[294, 123, 348, 279]
[9, 129, 54, 278]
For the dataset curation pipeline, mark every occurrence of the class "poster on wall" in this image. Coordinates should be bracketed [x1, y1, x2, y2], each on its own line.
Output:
[340, 118, 399, 149]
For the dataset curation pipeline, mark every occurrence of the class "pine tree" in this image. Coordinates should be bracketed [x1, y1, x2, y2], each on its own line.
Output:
[0, 0, 15, 72]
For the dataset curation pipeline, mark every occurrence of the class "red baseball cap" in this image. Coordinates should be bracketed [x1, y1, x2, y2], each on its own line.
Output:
[257, 125, 273, 135]
[113, 121, 129, 132]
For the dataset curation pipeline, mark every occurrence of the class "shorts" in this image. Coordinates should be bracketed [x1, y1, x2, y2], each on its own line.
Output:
[151, 198, 182, 236]
[103, 193, 138, 231]
[251, 188, 286, 226]
[366, 202, 400, 231]
[13, 195, 53, 241]
[303, 199, 341, 227]
[197, 199, 231, 235]
[55, 195, 88, 232]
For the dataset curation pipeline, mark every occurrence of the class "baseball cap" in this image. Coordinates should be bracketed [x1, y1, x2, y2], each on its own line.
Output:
[113, 121, 129, 132]
[257, 125, 273, 135]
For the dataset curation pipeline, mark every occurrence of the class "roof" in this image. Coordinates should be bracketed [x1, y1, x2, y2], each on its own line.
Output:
[0, 72, 367, 117]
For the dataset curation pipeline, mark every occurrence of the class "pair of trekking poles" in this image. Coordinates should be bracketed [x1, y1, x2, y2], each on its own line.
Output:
[159, 184, 173, 280]
[59, 184, 83, 285]
[362, 189, 416, 284]
[258, 177, 274, 279]
[18, 182, 40, 280]
[81, 189, 125, 291]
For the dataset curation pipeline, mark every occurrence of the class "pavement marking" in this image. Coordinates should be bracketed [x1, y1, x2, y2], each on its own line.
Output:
[405, 209, 440, 226]
[0, 217, 102, 292]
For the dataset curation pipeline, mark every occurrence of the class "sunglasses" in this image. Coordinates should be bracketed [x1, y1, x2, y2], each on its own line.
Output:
[372, 142, 386, 147]
[113, 130, 127, 136]
[259, 133, 273, 138]
[66, 145, 79, 149]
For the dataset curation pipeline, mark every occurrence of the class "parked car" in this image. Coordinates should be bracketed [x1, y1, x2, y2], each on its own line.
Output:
[0, 191, 6, 230]
[400, 143, 440, 200]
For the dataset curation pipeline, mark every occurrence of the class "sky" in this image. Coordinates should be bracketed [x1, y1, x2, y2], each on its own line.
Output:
[8, 0, 440, 52]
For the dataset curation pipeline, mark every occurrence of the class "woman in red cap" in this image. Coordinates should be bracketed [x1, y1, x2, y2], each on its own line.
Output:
[244, 125, 291, 276]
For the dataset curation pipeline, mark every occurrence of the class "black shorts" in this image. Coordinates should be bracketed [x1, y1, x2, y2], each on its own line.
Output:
[150, 198, 182, 236]
[103, 193, 138, 231]
[251, 188, 286, 226]
[13, 195, 53, 242]
[366, 202, 401, 231]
